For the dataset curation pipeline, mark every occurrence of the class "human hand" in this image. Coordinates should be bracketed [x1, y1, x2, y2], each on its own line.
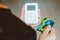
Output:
[38, 25, 56, 40]
[20, 6, 41, 27]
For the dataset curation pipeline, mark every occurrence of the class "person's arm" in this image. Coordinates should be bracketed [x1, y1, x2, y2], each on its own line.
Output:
[0, 3, 37, 40]
[20, 6, 56, 40]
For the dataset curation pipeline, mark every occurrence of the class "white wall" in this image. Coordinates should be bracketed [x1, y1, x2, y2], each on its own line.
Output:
[3, 0, 60, 40]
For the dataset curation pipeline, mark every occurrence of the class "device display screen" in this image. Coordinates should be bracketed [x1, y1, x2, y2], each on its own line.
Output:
[27, 5, 36, 10]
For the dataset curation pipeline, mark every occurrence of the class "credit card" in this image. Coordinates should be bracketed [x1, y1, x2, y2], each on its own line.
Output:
[37, 18, 55, 32]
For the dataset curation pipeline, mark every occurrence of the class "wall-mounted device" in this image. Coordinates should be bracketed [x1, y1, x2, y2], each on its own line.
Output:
[25, 3, 38, 24]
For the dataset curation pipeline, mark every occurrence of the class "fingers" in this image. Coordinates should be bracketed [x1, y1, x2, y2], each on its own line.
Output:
[48, 28, 56, 36]
[38, 9, 41, 19]
[39, 25, 56, 40]
[51, 28, 56, 35]
[43, 25, 51, 35]
[20, 6, 25, 21]
[21, 6, 25, 15]
[38, 9, 41, 20]
[48, 28, 56, 39]
[20, 6, 25, 18]
[38, 9, 41, 25]
[48, 29, 56, 40]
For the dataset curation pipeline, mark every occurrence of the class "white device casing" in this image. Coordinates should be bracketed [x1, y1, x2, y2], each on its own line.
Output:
[25, 3, 38, 24]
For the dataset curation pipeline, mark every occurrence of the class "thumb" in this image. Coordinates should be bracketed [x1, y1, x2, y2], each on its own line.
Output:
[20, 5, 25, 21]
[43, 25, 51, 35]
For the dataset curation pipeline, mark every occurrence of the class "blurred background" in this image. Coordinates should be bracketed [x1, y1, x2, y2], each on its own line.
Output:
[2, 0, 60, 40]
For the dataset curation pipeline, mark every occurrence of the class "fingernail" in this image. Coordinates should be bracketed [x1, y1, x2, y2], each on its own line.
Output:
[48, 25, 51, 28]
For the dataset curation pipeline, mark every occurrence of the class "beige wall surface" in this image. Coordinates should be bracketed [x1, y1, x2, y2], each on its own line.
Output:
[3, 0, 60, 40]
